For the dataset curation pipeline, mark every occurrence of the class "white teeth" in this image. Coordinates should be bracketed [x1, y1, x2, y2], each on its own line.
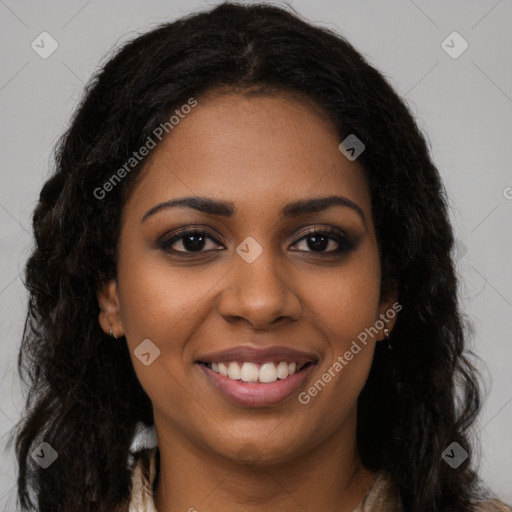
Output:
[259, 362, 278, 383]
[208, 360, 306, 383]
[240, 362, 259, 382]
[276, 361, 289, 379]
[227, 362, 241, 380]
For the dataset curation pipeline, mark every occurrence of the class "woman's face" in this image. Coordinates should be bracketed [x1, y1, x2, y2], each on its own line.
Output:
[99, 90, 396, 464]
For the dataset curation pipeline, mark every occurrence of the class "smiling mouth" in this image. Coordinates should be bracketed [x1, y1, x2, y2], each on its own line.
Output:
[199, 361, 313, 383]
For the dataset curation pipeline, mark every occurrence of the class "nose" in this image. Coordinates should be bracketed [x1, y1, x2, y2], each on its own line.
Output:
[217, 250, 302, 329]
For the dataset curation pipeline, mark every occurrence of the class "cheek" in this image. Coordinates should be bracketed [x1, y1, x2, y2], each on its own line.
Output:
[116, 249, 212, 420]
[117, 241, 218, 342]
[301, 246, 381, 402]
[308, 247, 381, 347]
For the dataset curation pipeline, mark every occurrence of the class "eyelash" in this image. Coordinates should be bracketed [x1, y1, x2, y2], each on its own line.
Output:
[158, 226, 358, 257]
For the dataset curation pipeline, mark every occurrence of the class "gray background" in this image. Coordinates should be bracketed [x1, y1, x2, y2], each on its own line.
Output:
[1, 0, 511, 509]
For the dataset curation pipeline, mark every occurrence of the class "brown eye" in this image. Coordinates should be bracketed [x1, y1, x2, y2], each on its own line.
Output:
[291, 227, 358, 255]
[159, 229, 223, 253]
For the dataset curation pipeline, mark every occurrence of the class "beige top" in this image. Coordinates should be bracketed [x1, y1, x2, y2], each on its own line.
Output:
[127, 447, 511, 512]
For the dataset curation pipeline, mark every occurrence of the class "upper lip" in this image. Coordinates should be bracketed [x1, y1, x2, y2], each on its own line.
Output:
[196, 345, 318, 366]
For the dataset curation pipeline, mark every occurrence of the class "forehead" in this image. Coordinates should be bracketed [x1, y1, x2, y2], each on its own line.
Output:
[123, 92, 371, 224]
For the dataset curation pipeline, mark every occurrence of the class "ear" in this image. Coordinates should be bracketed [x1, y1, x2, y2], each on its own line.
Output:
[376, 278, 400, 338]
[97, 278, 123, 338]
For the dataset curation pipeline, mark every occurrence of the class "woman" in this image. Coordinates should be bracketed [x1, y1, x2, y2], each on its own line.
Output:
[10, 2, 511, 511]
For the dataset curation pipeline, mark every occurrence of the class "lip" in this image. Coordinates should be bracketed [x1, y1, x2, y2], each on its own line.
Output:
[198, 361, 316, 407]
[195, 345, 318, 366]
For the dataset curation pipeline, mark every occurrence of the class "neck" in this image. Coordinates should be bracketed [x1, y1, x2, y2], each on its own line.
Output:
[153, 413, 377, 512]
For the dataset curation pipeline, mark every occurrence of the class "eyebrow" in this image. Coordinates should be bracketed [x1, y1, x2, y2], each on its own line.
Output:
[141, 195, 366, 226]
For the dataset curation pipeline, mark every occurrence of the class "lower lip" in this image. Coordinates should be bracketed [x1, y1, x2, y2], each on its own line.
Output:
[198, 363, 315, 407]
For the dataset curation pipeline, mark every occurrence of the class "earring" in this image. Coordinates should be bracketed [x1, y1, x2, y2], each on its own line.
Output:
[109, 324, 118, 339]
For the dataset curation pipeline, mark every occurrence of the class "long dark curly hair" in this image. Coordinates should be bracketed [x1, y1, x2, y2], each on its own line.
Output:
[9, 2, 494, 511]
